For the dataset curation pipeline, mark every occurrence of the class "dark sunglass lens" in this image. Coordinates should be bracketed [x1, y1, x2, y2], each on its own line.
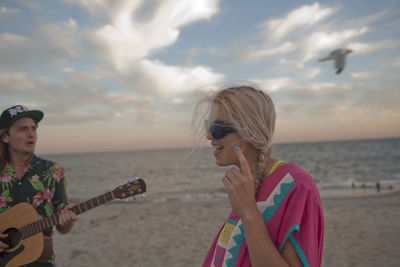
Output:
[210, 124, 226, 139]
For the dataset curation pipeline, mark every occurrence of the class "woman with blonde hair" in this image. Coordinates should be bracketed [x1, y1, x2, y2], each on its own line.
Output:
[193, 86, 324, 267]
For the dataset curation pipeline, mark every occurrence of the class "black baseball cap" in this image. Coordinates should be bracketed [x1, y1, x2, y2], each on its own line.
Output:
[0, 105, 44, 129]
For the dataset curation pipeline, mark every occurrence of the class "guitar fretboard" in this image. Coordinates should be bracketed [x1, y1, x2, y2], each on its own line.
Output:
[20, 191, 115, 239]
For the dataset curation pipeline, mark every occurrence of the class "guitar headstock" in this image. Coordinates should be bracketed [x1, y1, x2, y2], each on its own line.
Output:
[112, 178, 147, 199]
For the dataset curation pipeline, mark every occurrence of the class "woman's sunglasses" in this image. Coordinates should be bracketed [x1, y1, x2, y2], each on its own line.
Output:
[207, 120, 237, 139]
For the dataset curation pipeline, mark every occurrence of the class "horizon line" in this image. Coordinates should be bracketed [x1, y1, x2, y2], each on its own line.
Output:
[39, 136, 400, 156]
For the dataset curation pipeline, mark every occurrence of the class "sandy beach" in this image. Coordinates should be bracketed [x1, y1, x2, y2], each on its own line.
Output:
[52, 189, 400, 267]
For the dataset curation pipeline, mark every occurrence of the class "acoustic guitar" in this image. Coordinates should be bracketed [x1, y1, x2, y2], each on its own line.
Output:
[0, 178, 146, 267]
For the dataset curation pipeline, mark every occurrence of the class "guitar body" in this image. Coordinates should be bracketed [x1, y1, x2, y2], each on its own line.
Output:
[0, 203, 44, 267]
[0, 178, 146, 267]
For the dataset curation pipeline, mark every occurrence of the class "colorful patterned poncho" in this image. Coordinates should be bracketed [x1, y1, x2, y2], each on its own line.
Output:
[202, 162, 324, 267]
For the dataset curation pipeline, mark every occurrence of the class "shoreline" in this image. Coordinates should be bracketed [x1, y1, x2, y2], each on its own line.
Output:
[67, 185, 400, 205]
[319, 186, 400, 199]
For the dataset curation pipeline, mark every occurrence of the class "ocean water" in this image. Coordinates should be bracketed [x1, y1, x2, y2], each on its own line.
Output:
[41, 138, 400, 203]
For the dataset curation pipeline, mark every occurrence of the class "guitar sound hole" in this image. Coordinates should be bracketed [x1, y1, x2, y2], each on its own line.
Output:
[1, 228, 22, 249]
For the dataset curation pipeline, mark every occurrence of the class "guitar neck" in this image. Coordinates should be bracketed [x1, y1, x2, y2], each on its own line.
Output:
[71, 191, 115, 216]
[20, 191, 115, 239]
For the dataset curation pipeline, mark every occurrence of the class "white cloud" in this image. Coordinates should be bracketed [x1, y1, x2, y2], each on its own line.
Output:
[95, 0, 219, 71]
[65, 0, 111, 16]
[264, 3, 334, 41]
[0, 6, 20, 14]
[64, 18, 77, 30]
[0, 73, 40, 93]
[135, 110, 165, 123]
[343, 9, 389, 29]
[171, 98, 184, 105]
[351, 72, 378, 80]
[44, 110, 118, 125]
[60, 67, 75, 73]
[37, 24, 81, 58]
[309, 28, 368, 49]
[303, 68, 322, 80]
[0, 32, 27, 44]
[307, 82, 351, 91]
[278, 58, 304, 69]
[139, 59, 224, 94]
[105, 92, 154, 109]
[304, 27, 369, 62]
[393, 56, 400, 68]
[348, 40, 400, 54]
[1, 0, 398, 152]
[0, 20, 81, 72]
[244, 42, 295, 59]
[250, 77, 298, 92]
[226, 2, 372, 69]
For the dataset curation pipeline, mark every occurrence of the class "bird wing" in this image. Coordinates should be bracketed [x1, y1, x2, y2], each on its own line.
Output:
[334, 54, 346, 72]
[318, 55, 332, 62]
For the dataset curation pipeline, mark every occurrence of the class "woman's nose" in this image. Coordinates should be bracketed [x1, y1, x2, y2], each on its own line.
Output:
[206, 131, 214, 140]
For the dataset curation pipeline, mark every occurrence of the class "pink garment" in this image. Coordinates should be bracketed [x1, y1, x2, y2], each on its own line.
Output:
[202, 163, 324, 267]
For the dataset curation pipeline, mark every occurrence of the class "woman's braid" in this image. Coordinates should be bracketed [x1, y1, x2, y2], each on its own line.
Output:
[254, 149, 267, 194]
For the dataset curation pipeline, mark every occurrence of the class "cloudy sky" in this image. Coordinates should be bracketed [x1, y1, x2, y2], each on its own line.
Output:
[1, 0, 399, 154]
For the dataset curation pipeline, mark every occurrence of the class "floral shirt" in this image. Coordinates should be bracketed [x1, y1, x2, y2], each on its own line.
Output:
[0, 154, 69, 265]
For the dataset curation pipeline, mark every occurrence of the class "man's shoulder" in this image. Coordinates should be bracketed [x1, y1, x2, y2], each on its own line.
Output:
[31, 154, 61, 169]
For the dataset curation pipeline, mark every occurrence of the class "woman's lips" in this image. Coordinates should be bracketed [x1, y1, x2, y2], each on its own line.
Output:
[213, 144, 223, 157]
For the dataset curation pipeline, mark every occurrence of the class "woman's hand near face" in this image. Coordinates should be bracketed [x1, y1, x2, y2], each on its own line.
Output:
[222, 146, 259, 219]
[222, 146, 302, 267]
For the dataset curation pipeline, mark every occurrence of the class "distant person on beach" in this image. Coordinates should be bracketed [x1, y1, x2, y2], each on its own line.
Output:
[0, 105, 77, 267]
[376, 181, 381, 193]
[193, 86, 324, 267]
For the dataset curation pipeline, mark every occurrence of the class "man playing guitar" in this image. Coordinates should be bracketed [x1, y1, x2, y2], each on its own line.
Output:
[0, 105, 77, 267]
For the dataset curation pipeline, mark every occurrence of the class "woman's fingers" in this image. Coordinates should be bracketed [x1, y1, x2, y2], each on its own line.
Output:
[234, 146, 252, 178]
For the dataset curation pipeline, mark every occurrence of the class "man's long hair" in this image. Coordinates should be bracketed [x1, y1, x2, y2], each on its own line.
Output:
[0, 128, 9, 170]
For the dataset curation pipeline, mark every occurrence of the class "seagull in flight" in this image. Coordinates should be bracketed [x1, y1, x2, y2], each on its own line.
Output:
[318, 48, 353, 74]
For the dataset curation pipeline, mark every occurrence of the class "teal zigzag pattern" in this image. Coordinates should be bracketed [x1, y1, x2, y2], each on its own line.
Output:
[223, 176, 295, 266]
[226, 224, 244, 267]
[262, 180, 295, 222]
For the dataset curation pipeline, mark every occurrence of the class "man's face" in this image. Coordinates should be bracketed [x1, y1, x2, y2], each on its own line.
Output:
[2, 117, 38, 155]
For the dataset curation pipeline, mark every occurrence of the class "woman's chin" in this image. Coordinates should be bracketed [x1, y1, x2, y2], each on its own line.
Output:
[215, 159, 230, 167]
